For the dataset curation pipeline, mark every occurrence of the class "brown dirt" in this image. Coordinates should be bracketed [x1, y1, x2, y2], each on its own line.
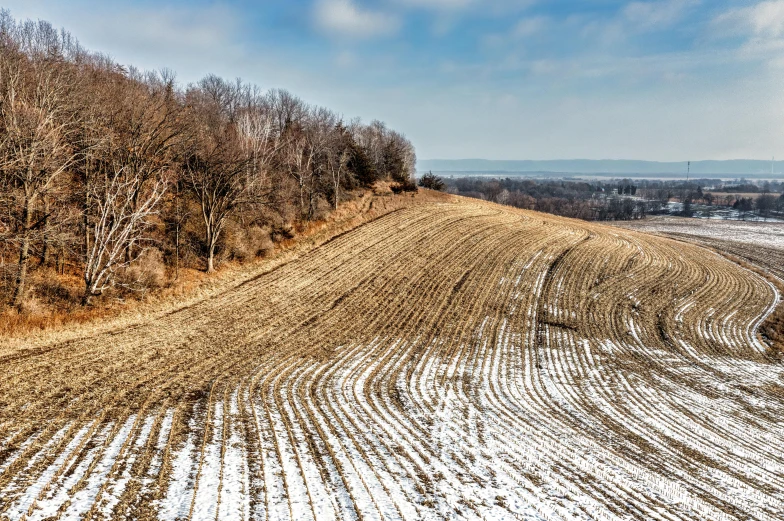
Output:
[0, 195, 782, 520]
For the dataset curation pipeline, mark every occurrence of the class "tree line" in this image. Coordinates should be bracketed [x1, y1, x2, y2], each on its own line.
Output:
[0, 12, 416, 310]
[443, 177, 653, 221]
[443, 176, 784, 222]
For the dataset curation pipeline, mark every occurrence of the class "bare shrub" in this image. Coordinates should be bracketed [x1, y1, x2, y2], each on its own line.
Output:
[32, 273, 80, 307]
[391, 179, 418, 194]
[118, 247, 168, 292]
[16, 294, 45, 316]
[222, 224, 274, 262]
[309, 197, 332, 222]
[248, 226, 274, 257]
[270, 223, 295, 243]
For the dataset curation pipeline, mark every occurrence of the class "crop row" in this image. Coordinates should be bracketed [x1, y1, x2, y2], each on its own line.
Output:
[0, 200, 781, 520]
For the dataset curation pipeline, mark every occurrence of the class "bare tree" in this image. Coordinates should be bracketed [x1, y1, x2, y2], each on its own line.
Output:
[353, 119, 387, 180]
[282, 122, 315, 220]
[383, 129, 417, 183]
[183, 143, 249, 272]
[82, 168, 166, 303]
[115, 68, 181, 263]
[266, 88, 306, 136]
[182, 77, 251, 272]
[168, 174, 189, 281]
[0, 10, 421, 313]
[74, 58, 176, 301]
[305, 106, 339, 219]
[0, 19, 80, 307]
[325, 123, 351, 209]
[236, 93, 279, 206]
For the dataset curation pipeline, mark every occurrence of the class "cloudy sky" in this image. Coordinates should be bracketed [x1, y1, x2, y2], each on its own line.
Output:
[5, 0, 783, 161]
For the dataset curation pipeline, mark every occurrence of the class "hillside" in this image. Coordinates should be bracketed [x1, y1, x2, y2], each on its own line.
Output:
[1, 196, 783, 520]
[0, 13, 418, 320]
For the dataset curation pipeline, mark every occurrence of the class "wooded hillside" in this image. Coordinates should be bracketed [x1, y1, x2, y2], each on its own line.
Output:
[0, 11, 417, 315]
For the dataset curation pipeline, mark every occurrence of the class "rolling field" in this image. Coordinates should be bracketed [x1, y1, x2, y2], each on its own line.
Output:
[1, 199, 783, 520]
[615, 217, 784, 280]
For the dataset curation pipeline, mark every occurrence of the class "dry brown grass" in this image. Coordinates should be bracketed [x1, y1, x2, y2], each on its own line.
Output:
[0, 188, 454, 342]
[705, 191, 769, 201]
[761, 310, 784, 357]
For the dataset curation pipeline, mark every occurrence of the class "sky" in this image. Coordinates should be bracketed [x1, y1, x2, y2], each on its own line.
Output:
[4, 0, 784, 161]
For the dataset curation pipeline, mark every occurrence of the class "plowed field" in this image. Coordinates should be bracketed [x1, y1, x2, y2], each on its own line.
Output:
[1, 199, 782, 520]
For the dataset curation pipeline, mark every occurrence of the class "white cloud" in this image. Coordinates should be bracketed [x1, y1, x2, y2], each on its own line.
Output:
[512, 16, 547, 38]
[479, 15, 546, 49]
[569, 1, 698, 50]
[314, 0, 400, 39]
[335, 50, 358, 68]
[715, 0, 784, 38]
[394, 0, 537, 17]
[712, 1, 784, 67]
[1, 0, 246, 83]
[4, 1, 237, 51]
[397, 0, 475, 9]
[747, 0, 784, 36]
[623, 0, 699, 28]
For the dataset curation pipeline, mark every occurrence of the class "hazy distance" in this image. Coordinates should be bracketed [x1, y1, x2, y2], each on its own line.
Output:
[418, 159, 784, 179]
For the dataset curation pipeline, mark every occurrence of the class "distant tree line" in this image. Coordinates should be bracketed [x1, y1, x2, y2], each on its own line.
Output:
[0, 12, 416, 309]
[443, 176, 784, 222]
[637, 180, 784, 219]
[443, 177, 652, 221]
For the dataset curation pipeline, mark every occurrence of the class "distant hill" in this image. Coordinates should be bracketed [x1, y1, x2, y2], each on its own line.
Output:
[417, 159, 782, 177]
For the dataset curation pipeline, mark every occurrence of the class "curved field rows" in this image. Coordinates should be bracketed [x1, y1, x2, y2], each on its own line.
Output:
[614, 217, 784, 281]
[1, 199, 783, 520]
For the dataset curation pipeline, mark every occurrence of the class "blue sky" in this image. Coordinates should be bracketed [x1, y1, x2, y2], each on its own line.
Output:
[4, 0, 783, 161]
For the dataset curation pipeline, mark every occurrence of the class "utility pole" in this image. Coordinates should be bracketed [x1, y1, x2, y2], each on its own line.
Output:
[687, 161, 690, 182]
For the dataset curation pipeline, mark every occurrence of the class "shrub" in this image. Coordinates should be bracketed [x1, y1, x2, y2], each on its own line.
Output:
[33, 275, 81, 307]
[119, 247, 168, 292]
[223, 224, 275, 262]
[391, 178, 418, 194]
[418, 171, 445, 191]
[270, 223, 295, 242]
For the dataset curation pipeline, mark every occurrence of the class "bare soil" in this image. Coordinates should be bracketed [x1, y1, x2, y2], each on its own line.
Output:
[1, 197, 782, 520]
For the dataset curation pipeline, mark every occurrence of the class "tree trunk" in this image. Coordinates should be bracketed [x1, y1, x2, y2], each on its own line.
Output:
[125, 188, 140, 264]
[205, 223, 216, 273]
[175, 220, 180, 280]
[174, 185, 180, 281]
[299, 178, 305, 219]
[40, 195, 50, 266]
[83, 183, 90, 268]
[12, 195, 34, 308]
[206, 245, 215, 273]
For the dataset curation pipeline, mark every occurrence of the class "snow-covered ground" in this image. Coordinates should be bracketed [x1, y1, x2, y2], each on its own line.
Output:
[5, 269, 782, 520]
[619, 216, 784, 250]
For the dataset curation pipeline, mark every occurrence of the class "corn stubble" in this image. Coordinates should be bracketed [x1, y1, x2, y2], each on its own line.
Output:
[0, 198, 783, 520]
